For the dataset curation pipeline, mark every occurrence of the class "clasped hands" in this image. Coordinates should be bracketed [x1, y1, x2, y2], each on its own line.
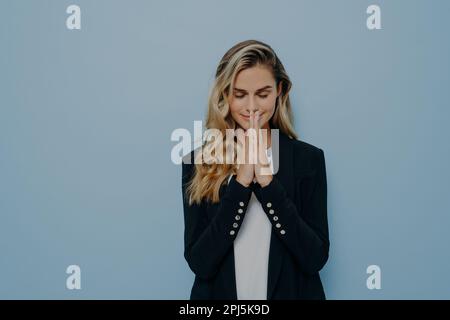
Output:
[235, 110, 273, 188]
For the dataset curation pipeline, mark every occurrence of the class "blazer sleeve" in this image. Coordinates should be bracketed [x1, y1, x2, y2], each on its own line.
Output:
[253, 147, 329, 275]
[182, 161, 253, 280]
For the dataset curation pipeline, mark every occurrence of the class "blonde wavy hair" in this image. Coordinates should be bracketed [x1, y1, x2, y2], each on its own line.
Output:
[186, 39, 298, 205]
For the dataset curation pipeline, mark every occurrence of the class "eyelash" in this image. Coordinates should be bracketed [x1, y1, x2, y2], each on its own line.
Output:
[235, 94, 269, 99]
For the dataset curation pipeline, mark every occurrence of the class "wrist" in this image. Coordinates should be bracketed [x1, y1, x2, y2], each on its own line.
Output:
[235, 176, 251, 188]
[258, 175, 273, 188]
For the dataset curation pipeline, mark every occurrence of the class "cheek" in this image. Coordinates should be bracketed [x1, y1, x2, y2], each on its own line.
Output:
[261, 96, 277, 113]
[229, 101, 245, 124]
[229, 100, 244, 113]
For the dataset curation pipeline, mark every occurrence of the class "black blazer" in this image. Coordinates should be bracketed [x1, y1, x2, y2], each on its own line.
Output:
[181, 131, 329, 300]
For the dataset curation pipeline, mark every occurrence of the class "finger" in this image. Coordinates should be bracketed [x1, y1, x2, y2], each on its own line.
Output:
[255, 110, 261, 128]
[255, 111, 261, 159]
[235, 128, 243, 150]
[249, 110, 257, 164]
[245, 130, 250, 164]
[255, 111, 260, 142]
[236, 128, 246, 165]
[247, 111, 252, 164]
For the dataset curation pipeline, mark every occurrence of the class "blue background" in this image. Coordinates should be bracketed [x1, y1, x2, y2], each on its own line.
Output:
[1, 0, 449, 299]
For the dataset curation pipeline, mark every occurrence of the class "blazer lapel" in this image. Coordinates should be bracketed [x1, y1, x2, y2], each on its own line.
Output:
[266, 130, 294, 299]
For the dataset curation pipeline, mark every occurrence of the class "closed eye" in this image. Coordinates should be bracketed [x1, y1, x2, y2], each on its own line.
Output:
[234, 94, 269, 99]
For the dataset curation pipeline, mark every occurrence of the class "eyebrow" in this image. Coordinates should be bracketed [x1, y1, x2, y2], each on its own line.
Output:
[233, 85, 273, 93]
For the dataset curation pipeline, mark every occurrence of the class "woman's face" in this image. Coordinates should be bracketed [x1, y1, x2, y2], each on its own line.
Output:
[228, 64, 281, 130]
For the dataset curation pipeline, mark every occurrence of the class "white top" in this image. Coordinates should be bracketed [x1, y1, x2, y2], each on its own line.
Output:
[228, 148, 274, 300]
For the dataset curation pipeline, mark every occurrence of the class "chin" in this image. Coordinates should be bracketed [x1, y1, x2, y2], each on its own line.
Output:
[233, 120, 247, 130]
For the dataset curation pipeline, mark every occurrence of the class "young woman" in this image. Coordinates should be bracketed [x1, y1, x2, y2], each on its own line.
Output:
[181, 40, 329, 300]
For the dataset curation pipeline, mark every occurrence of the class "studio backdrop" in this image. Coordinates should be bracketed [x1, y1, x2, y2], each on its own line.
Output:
[1, 0, 449, 299]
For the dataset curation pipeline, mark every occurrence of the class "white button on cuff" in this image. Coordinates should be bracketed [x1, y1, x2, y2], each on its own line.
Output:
[238, 208, 243, 214]
[233, 222, 239, 228]
[239, 202, 245, 207]
[273, 216, 278, 221]
[269, 209, 274, 214]
[235, 215, 240, 220]
[280, 230, 286, 235]
[266, 202, 272, 208]
[230, 230, 235, 235]
[276, 223, 281, 228]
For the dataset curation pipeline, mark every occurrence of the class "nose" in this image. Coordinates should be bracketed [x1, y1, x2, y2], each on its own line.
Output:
[246, 96, 258, 113]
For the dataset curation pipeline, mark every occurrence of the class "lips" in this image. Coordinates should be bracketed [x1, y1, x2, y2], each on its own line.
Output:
[241, 113, 263, 121]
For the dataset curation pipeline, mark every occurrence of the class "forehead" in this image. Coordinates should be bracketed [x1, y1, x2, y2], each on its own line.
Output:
[234, 65, 275, 90]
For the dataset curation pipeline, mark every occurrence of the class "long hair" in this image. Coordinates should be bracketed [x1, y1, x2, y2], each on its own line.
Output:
[186, 39, 298, 205]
